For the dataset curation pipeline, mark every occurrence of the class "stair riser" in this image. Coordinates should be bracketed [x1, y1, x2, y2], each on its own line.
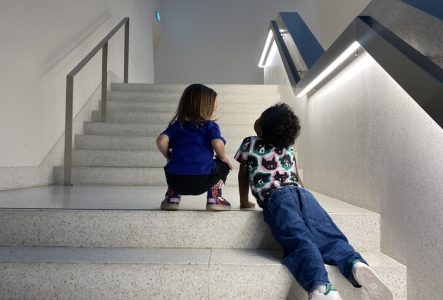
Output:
[92, 111, 259, 125]
[106, 101, 270, 114]
[0, 209, 378, 251]
[72, 150, 241, 167]
[0, 258, 405, 300]
[84, 123, 255, 137]
[54, 167, 237, 186]
[108, 92, 280, 103]
[111, 83, 280, 95]
[76, 135, 245, 151]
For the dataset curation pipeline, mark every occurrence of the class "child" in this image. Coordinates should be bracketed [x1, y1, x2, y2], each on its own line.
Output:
[156, 83, 233, 211]
[234, 104, 393, 300]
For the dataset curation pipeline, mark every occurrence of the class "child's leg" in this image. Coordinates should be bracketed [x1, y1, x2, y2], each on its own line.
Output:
[160, 186, 181, 211]
[296, 187, 392, 299]
[297, 188, 364, 285]
[262, 186, 330, 293]
[206, 179, 231, 211]
[206, 160, 231, 211]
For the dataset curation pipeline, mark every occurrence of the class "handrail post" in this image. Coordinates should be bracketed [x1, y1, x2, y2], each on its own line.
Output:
[124, 19, 129, 83]
[63, 18, 129, 185]
[64, 76, 74, 186]
[101, 42, 108, 121]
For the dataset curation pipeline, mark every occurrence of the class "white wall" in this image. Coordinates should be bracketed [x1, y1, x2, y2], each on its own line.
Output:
[263, 4, 443, 298]
[154, 0, 370, 84]
[0, 0, 159, 181]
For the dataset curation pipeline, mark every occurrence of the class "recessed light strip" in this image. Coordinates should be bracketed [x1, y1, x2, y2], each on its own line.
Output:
[297, 41, 361, 97]
[258, 30, 274, 68]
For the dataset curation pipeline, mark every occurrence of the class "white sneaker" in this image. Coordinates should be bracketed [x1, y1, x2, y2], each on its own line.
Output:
[308, 284, 343, 300]
[352, 261, 393, 300]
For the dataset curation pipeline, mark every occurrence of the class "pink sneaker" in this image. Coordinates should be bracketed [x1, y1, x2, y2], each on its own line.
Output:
[161, 187, 181, 211]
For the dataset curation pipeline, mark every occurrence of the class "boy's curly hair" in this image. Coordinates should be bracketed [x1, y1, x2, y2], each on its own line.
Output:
[259, 103, 301, 148]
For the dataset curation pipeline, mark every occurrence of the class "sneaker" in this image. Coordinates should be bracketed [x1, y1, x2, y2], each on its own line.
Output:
[160, 188, 181, 211]
[308, 284, 342, 300]
[352, 261, 393, 300]
[206, 196, 231, 211]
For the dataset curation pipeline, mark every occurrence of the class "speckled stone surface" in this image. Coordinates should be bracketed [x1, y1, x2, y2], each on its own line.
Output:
[75, 135, 245, 152]
[110, 83, 280, 94]
[0, 248, 406, 300]
[0, 186, 378, 251]
[92, 110, 261, 125]
[265, 37, 438, 299]
[362, 0, 443, 68]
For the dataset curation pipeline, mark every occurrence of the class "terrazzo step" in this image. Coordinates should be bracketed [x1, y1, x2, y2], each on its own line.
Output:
[84, 122, 254, 137]
[111, 83, 280, 95]
[75, 135, 245, 151]
[0, 247, 406, 300]
[72, 149, 241, 167]
[91, 110, 260, 125]
[107, 91, 280, 103]
[0, 186, 379, 251]
[53, 166, 239, 186]
[105, 99, 271, 114]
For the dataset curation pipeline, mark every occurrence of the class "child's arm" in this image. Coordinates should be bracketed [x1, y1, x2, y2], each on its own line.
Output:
[295, 162, 304, 188]
[156, 134, 170, 160]
[212, 139, 233, 170]
[238, 165, 255, 209]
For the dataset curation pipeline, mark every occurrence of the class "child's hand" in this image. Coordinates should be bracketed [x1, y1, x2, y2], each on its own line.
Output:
[240, 201, 256, 209]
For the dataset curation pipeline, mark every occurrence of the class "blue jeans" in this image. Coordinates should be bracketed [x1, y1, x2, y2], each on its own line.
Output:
[262, 186, 366, 292]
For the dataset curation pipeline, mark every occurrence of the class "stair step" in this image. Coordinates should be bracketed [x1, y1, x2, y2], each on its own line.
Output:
[0, 247, 406, 300]
[75, 135, 245, 151]
[84, 122, 254, 137]
[72, 149, 241, 167]
[111, 83, 280, 95]
[0, 186, 379, 251]
[91, 110, 260, 125]
[107, 91, 280, 102]
[105, 99, 271, 114]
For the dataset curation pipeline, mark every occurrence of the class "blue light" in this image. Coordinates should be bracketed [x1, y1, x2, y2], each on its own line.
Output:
[155, 11, 161, 22]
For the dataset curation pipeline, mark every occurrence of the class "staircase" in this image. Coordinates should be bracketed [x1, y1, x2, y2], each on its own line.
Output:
[0, 84, 406, 299]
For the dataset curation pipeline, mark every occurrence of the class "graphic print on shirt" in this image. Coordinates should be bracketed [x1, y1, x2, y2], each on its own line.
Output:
[279, 154, 293, 170]
[253, 140, 273, 155]
[262, 156, 277, 170]
[241, 137, 252, 152]
[248, 155, 259, 172]
[290, 171, 297, 182]
[253, 173, 272, 188]
[260, 184, 277, 199]
[273, 171, 289, 183]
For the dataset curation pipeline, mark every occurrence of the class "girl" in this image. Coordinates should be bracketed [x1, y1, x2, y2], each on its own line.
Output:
[156, 84, 232, 211]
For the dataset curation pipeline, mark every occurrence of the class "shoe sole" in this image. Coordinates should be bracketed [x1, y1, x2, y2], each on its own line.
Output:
[354, 265, 393, 300]
[160, 202, 179, 211]
[206, 204, 231, 211]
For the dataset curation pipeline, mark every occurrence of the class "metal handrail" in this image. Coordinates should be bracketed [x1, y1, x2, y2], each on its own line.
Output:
[64, 17, 129, 185]
[265, 14, 443, 128]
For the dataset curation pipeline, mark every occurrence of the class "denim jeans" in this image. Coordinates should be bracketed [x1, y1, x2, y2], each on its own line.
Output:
[262, 186, 366, 292]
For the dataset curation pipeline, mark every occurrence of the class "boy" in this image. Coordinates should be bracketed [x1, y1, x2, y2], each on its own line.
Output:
[234, 104, 392, 300]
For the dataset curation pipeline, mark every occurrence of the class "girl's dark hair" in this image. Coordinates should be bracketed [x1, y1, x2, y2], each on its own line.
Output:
[259, 103, 301, 148]
[169, 83, 217, 126]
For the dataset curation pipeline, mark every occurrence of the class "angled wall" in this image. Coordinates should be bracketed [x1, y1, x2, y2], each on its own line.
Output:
[264, 1, 443, 299]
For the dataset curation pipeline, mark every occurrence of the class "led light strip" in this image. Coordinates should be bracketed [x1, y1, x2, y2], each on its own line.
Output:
[258, 30, 274, 68]
[297, 41, 361, 97]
